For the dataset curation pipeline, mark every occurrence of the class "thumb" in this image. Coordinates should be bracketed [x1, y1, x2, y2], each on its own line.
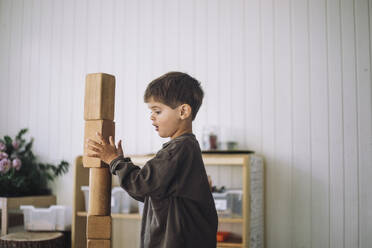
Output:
[118, 140, 124, 156]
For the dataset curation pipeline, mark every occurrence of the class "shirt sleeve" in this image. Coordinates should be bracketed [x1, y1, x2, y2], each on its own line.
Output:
[109, 142, 186, 199]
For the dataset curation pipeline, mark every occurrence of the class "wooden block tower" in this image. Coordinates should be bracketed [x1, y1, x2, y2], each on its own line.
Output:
[83, 73, 115, 248]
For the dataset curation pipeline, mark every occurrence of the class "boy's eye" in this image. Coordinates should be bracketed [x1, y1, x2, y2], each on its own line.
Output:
[150, 110, 161, 115]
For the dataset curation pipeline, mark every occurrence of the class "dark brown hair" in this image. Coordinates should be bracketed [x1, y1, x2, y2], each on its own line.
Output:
[144, 72, 204, 120]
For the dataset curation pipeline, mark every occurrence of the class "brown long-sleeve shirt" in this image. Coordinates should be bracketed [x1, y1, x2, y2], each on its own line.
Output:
[109, 133, 218, 248]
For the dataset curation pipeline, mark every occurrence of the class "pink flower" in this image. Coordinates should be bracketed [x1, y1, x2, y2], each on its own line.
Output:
[0, 158, 11, 174]
[0, 142, 5, 151]
[0, 152, 8, 160]
[12, 158, 22, 171]
[12, 141, 19, 150]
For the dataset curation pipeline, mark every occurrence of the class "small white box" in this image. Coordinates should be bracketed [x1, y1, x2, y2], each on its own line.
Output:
[212, 192, 230, 217]
[81, 185, 89, 211]
[111, 186, 138, 213]
[20, 205, 72, 231]
[226, 189, 243, 217]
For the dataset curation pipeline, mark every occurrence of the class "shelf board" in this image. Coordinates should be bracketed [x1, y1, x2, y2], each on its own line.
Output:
[112, 213, 141, 219]
[217, 243, 242, 248]
[218, 218, 243, 223]
[217, 236, 243, 247]
[76, 211, 141, 219]
[129, 153, 249, 166]
[1, 195, 56, 208]
[77, 211, 242, 223]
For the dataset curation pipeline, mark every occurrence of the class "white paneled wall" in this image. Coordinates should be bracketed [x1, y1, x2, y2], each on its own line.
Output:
[0, 0, 371, 247]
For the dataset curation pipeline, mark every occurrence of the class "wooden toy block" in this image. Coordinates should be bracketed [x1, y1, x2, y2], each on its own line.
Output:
[84, 73, 115, 121]
[88, 168, 112, 216]
[87, 215, 112, 239]
[87, 239, 111, 248]
[83, 120, 115, 168]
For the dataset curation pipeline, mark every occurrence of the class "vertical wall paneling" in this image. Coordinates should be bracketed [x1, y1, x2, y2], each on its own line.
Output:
[59, 0, 74, 160]
[260, 0, 276, 247]
[0, 0, 11, 134]
[178, 0, 198, 142]
[28, 0, 41, 156]
[0, 0, 9, 133]
[291, 0, 312, 247]
[86, 0, 101, 73]
[37, 0, 52, 162]
[19, 0, 32, 136]
[218, 0, 232, 146]
[164, 0, 179, 70]
[206, 0, 219, 127]
[48, 0, 63, 161]
[355, 0, 372, 247]
[101, 0, 114, 74]
[340, 0, 359, 247]
[137, 0, 153, 154]
[309, 0, 330, 247]
[1, 0, 372, 247]
[327, 0, 345, 247]
[151, 0, 166, 151]
[122, 0, 138, 155]
[230, 0, 245, 148]
[274, 0, 292, 247]
[54, 0, 74, 203]
[194, 0, 208, 144]
[244, 0, 261, 153]
[70, 0, 87, 162]
[179, 0, 194, 73]
[113, 0, 125, 153]
[8, 0, 23, 136]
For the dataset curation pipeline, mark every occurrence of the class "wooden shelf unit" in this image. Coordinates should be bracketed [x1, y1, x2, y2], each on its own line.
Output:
[72, 153, 261, 248]
[0, 195, 56, 236]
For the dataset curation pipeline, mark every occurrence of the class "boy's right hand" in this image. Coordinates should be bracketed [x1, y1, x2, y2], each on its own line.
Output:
[86, 132, 124, 165]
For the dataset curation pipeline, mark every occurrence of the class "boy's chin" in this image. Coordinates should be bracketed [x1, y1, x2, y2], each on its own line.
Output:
[158, 133, 168, 138]
[157, 132, 171, 139]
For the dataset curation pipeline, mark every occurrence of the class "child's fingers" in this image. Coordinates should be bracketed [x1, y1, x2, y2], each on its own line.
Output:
[109, 136, 115, 146]
[96, 132, 107, 144]
[87, 139, 102, 148]
[118, 140, 124, 155]
[87, 144, 100, 153]
[86, 153, 100, 158]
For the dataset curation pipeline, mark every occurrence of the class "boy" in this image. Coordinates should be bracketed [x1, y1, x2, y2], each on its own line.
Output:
[86, 72, 218, 248]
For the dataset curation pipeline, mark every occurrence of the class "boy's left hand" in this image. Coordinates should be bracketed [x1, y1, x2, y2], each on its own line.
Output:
[86, 132, 123, 165]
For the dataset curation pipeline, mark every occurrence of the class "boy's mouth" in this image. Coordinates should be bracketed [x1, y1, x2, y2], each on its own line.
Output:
[153, 124, 159, 131]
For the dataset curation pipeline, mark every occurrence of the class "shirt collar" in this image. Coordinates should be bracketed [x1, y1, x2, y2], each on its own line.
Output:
[162, 133, 195, 149]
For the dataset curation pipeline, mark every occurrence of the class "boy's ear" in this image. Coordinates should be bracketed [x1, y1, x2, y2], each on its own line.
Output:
[179, 104, 192, 120]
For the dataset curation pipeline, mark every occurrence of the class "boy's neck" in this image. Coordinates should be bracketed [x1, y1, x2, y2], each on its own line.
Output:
[170, 122, 193, 140]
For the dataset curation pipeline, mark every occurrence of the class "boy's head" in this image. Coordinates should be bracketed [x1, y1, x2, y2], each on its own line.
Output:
[144, 72, 204, 121]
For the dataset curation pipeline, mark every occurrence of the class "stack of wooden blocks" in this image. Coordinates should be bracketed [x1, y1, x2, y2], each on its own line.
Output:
[83, 73, 115, 248]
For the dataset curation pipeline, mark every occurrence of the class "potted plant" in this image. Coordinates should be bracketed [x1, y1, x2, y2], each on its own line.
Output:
[0, 128, 69, 197]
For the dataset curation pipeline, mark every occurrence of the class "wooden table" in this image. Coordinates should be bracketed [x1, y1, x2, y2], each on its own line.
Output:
[0, 231, 65, 247]
[0, 195, 56, 236]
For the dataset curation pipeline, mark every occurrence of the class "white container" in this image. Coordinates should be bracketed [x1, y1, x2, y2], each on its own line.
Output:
[111, 187, 122, 213]
[212, 192, 231, 217]
[81, 185, 139, 213]
[81, 186, 89, 212]
[111, 186, 138, 213]
[138, 202, 144, 216]
[20, 205, 72, 231]
[226, 189, 243, 217]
